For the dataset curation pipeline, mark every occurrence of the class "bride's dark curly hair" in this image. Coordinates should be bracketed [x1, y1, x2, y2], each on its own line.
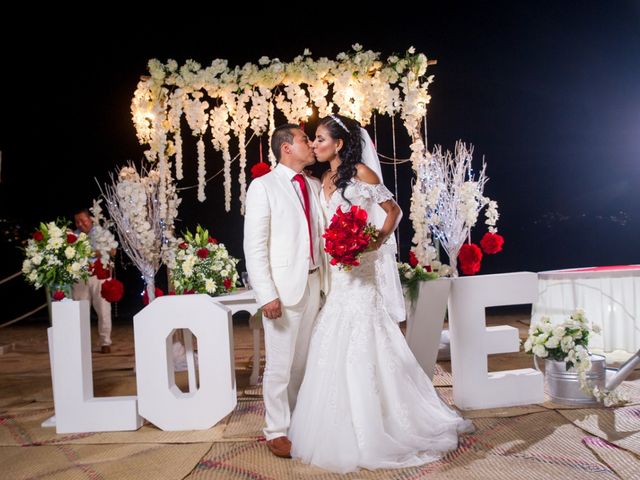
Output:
[318, 114, 362, 204]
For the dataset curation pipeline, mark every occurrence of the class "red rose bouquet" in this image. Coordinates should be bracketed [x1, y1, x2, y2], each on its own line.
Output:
[323, 205, 378, 271]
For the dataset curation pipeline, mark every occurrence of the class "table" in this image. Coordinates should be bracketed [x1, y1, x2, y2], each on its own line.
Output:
[532, 265, 640, 352]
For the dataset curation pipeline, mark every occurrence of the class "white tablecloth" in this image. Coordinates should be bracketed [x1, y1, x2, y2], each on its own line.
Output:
[532, 266, 640, 352]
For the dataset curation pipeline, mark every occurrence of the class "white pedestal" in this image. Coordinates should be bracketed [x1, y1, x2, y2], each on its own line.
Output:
[405, 278, 451, 379]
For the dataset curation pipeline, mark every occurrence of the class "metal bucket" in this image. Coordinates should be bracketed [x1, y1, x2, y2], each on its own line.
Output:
[534, 354, 606, 405]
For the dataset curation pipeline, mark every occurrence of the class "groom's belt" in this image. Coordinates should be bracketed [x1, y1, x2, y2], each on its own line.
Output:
[308, 267, 319, 275]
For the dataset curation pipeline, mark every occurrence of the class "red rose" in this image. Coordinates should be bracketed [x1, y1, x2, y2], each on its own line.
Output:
[458, 243, 483, 276]
[323, 205, 373, 270]
[101, 278, 124, 303]
[66, 233, 77, 244]
[91, 259, 111, 280]
[223, 277, 232, 290]
[33, 231, 44, 241]
[480, 232, 504, 255]
[179, 242, 188, 250]
[409, 250, 419, 268]
[52, 289, 66, 301]
[142, 287, 164, 305]
[251, 162, 271, 179]
[197, 248, 209, 259]
[460, 261, 482, 275]
[208, 237, 218, 244]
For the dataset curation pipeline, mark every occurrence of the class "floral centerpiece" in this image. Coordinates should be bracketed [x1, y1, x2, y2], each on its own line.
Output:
[171, 225, 239, 295]
[323, 205, 378, 271]
[101, 164, 180, 302]
[21, 219, 93, 300]
[525, 310, 628, 406]
[410, 142, 503, 276]
[397, 258, 439, 309]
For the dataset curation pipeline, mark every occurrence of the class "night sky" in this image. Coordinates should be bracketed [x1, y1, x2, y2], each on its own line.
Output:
[1, 3, 639, 319]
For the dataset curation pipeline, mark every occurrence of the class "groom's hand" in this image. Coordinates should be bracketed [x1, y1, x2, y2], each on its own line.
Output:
[262, 298, 282, 319]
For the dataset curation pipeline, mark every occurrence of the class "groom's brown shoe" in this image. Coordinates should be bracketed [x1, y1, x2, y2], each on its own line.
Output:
[266, 436, 292, 458]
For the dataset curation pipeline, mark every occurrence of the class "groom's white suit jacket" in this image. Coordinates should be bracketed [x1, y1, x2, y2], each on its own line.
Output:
[244, 164, 329, 308]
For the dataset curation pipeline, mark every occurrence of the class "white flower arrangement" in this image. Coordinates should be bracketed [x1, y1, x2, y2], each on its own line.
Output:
[227, 89, 252, 214]
[22, 219, 93, 298]
[525, 310, 629, 406]
[411, 142, 499, 275]
[132, 46, 434, 212]
[184, 92, 210, 202]
[171, 225, 239, 296]
[101, 164, 181, 301]
[89, 199, 118, 268]
[209, 104, 233, 211]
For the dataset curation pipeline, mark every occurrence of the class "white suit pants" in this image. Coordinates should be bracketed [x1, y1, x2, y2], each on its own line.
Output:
[262, 270, 321, 440]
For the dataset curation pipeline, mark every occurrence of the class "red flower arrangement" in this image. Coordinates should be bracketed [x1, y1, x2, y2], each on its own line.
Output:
[101, 278, 125, 303]
[251, 162, 271, 179]
[323, 205, 378, 271]
[66, 233, 77, 244]
[458, 243, 483, 275]
[480, 232, 504, 255]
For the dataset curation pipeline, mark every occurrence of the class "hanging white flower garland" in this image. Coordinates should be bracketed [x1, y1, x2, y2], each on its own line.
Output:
[131, 45, 435, 214]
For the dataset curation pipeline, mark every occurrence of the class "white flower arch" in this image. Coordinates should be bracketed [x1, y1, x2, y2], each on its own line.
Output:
[131, 45, 435, 219]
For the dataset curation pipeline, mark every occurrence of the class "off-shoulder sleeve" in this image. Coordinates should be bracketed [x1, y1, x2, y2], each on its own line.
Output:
[356, 181, 394, 203]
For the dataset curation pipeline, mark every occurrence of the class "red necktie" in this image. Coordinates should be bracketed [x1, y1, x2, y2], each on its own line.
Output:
[292, 173, 314, 263]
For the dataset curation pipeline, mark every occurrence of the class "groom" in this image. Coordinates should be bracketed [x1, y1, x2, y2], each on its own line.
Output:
[244, 123, 328, 458]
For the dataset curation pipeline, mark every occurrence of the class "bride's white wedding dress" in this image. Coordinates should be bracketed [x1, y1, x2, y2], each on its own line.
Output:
[289, 179, 474, 474]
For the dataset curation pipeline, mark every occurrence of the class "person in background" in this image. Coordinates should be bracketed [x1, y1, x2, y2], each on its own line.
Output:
[72, 208, 115, 354]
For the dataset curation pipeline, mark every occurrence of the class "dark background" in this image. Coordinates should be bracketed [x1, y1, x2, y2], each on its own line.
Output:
[1, 3, 639, 321]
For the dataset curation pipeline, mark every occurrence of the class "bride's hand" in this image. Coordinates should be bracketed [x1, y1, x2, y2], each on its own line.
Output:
[366, 232, 385, 251]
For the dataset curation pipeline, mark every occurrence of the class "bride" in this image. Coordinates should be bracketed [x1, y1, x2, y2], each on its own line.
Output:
[288, 114, 474, 473]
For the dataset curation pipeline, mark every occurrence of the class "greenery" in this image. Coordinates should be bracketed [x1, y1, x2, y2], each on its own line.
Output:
[397, 262, 439, 311]
[22, 219, 93, 297]
[171, 225, 239, 296]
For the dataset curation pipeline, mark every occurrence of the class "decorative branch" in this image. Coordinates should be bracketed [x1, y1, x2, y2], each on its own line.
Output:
[100, 164, 180, 301]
